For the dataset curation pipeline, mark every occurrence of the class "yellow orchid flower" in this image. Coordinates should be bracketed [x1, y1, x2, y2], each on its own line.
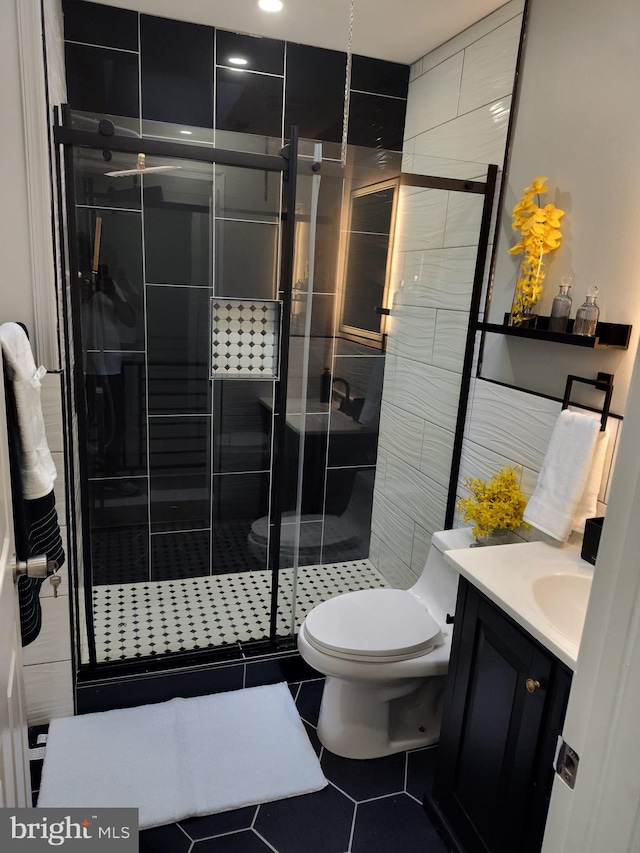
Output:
[509, 178, 565, 326]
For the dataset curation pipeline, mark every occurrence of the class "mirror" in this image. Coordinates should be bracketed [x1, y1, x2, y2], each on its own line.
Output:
[339, 180, 398, 346]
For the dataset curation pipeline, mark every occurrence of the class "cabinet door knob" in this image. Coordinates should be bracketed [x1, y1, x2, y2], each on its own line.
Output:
[525, 678, 541, 693]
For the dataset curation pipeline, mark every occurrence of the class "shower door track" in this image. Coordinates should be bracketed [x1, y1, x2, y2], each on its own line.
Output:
[54, 113, 307, 675]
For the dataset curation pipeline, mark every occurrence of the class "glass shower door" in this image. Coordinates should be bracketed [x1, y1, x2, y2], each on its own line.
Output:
[67, 140, 303, 666]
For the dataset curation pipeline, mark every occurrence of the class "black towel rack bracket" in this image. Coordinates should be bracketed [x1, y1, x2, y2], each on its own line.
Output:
[562, 372, 613, 431]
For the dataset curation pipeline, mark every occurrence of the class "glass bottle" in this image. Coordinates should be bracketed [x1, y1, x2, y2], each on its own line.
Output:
[549, 274, 573, 333]
[573, 286, 600, 336]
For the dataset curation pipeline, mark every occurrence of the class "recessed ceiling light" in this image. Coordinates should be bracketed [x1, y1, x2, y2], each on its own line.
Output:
[228, 57, 248, 66]
[180, 130, 193, 135]
[258, 0, 283, 12]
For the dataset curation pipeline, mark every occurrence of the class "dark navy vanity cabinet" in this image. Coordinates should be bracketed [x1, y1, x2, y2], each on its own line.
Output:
[425, 579, 572, 853]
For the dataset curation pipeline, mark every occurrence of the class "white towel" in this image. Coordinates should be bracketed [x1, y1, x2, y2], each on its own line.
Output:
[0, 323, 57, 500]
[523, 409, 606, 542]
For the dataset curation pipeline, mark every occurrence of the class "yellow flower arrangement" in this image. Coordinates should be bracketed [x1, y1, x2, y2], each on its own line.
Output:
[457, 466, 530, 538]
[509, 176, 565, 326]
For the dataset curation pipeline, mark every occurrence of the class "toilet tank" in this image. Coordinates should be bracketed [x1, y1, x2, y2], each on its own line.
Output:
[409, 528, 475, 626]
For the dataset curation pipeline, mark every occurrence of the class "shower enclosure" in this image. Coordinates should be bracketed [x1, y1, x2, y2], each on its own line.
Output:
[54, 113, 495, 673]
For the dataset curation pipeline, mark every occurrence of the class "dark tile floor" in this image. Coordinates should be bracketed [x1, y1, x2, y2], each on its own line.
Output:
[139, 679, 448, 853]
[30, 679, 448, 852]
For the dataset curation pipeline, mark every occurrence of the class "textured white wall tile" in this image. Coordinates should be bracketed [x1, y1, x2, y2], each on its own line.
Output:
[393, 187, 448, 253]
[400, 247, 476, 311]
[411, 522, 432, 574]
[369, 532, 382, 567]
[404, 53, 463, 140]
[419, 0, 525, 74]
[22, 597, 71, 666]
[378, 404, 425, 470]
[23, 660, 74, 726]
[384, 452, 448, 534]
[458, 439, 525, 498]
[443, 192, 485, 248]
[370, 491, 414, 567]
[432, 310, 469, 374]
[386, 306, 436, 364]
[458, 16, 523, 115]
[374, 446, 388, 494]
[381, 354, 397, 403]
[467, 380, 561, 470]
[402, 152, 488, 181]
[376, 540, 419, 589]
[409, 58, 422, 83]
[413, 97, 511, 166]
[420, 419, 455, 489]
[520, 465, 540, 499]
[393, 358, 462, 432]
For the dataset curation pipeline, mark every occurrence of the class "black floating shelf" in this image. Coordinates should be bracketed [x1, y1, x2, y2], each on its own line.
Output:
[476, 314, 632, 350]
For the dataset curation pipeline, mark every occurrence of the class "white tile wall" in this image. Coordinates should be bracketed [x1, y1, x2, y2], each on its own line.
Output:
[393, 187, 449, 253]
[432, 310, 469, 373]
[457, 16, 523, 115]
[458, 380, 620, 538]
[23, 661, 74, 726]
[403, 53, 464, 139]
[401, 247, 476, 311]
[392, 359, 462, 431]
[386, 306, 436, 364]
[378, 403, 424, 470]
[370, 2, 524, 579]
[413, 97, 512, 166]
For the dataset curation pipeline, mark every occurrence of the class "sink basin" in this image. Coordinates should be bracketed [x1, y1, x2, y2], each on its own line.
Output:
[532, 574, 592, 643]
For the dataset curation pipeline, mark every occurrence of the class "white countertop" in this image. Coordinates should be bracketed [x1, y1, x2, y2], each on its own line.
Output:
[444, 540, 594, 670]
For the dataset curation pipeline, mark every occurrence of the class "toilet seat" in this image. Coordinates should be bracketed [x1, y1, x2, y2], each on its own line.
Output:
[303, 588, 443, 663]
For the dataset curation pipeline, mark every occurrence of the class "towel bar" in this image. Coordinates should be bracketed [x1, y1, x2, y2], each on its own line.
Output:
[561, 372, 613, 431]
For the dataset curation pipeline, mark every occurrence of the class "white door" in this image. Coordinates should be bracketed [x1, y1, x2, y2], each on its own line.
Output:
[0, 375, 30, 808]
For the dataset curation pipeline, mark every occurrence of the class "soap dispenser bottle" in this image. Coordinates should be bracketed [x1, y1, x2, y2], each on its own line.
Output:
[574, 286, 600, 336]
[549, 274, 573, 333]
[320, 368, 331, 403]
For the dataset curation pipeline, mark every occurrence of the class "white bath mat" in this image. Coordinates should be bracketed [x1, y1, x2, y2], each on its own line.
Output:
[38, 682, 327, 829]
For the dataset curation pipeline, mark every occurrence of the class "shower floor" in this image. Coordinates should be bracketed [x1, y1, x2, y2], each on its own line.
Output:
[88, 560, 388, 663]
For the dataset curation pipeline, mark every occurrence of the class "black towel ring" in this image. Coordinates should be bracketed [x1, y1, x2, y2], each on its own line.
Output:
[561, 372, 613, 431]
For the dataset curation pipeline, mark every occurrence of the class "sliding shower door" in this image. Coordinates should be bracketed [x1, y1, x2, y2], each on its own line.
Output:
[66, 139, 305, 666]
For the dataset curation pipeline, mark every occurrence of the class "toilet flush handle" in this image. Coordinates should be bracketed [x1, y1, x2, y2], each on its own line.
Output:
[446, 613, 455, 624]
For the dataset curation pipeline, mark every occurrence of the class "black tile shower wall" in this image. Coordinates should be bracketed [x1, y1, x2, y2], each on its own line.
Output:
[146, 285, 212, 414]
[143, 163, 214, 287]
[140, 15, 214, 128]
[65, 41, 139, 118]
[348, 90, 407, 151]
[284, 43, 346, 144]
[148, 416, 212, 532]
[63, 2, 409, 145]
[216, 30, 285, 76]
[351, 55, 410, 99]
[216, 67, 284, 138]
[62, 0, 138, 51]
[64, 0, 407, 597]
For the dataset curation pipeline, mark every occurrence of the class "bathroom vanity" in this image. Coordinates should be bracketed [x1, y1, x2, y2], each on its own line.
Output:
[424, 540, 592, 853]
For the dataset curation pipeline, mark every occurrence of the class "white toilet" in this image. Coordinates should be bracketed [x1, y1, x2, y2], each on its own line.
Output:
[297, 527, 475, 759]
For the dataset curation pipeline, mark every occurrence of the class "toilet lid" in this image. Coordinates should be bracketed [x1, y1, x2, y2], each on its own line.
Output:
[304, 589, 442, 661]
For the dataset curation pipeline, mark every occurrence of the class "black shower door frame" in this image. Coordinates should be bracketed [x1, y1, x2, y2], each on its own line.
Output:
[54, 116, 306, 673]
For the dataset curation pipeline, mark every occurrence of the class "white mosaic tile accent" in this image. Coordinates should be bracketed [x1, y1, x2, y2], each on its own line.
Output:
[90, 562, 388, 663]
[210, 298, 281, 380]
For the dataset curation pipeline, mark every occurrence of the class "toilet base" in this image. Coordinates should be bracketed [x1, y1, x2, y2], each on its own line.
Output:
[316, 674, 446, 759]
